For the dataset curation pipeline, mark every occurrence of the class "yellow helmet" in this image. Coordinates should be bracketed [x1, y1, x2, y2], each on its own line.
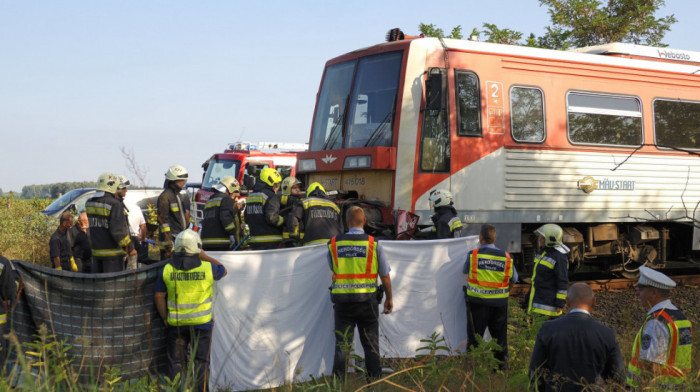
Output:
[281, 177, 301, 196]
[220, 176, 240, 194]
[260, 168, 282, 187]
[174, 229, 202, 255]
[165, 165, 188, 181]
[306, 182, 326, 197]
[97, 172, 120, 194]
[536, 224, 564, 247]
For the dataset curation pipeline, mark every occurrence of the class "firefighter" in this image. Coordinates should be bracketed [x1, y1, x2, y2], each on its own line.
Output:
[267, 176, 302, 244]
[627, 266, 692, 390]
[527, 224, 569, 317]
[289, 182, 342, 246]
[0, 255, 18, 364]
[244, 168, 284, 250]
[425, 189, 465, 239]
[116, 174, 142, 269]
[329, 206, 393, 381]
[86, 172, 135, 273]
[154, 229, 227, 392]
[200, 176, 243, 250]
[157, 165, 191, 259]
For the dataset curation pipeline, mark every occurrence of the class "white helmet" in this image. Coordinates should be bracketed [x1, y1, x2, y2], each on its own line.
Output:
[174, 229, 202, 255]
[429, 189, 453, 208]
[536, 224, 564, 247]
[97, 172, 120, 194]
[165, 165, 189, 181]
[220, 176, 240, 194]
[117, 174, 130, 190]
[281, 177, 301, 196]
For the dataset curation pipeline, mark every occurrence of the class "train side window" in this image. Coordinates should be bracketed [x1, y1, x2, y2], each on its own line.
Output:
[567, 92, 642, 146]
[455, 70, 481, 137]
[510, 86, 545, 143]
[420, 68, 450, 172]
[653, 99, 700, 149]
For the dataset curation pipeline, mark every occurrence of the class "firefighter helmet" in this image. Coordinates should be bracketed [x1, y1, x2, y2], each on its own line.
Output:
[220, 176, 240, 194]
[429, 189, 453, 208]
[96, 172, 120, 194]
[174, 229, 202, 255]
[306, 182, 326, 197]
[536, 224, 564, 247]
[260, 168, 282, 187]
[165, 165, 188, 181]
[281, 177, 301, 196]
[117, 174, 131, 190]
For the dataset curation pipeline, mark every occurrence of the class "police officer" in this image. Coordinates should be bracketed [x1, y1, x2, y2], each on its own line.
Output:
[463, 224, 518, 370]
[86, 173, 135, 273]
[158, 165, 191, 259]
[200, 176, 243, 250]
[627, 266, 692, 390]
[329, 206, 393, 381]
[154, 229, 227, 392]
[527, 224, 569, 317]
[289, 182, 342, 246]
[424, 189, 465, 239]
[244, 168, 284, 250]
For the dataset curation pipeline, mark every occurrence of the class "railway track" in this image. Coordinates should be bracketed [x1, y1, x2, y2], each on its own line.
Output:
[511, 274, 700, 296]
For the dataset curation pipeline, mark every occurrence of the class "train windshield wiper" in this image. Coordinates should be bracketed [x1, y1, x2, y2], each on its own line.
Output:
[364, 110, 393, 147]
[322, 95, 349, 150]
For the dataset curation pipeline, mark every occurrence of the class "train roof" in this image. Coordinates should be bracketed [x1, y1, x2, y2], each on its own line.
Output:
[338, 36, 700, 76]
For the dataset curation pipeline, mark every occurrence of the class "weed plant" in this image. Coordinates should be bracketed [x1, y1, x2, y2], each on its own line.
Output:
[0, 197, 53, 264]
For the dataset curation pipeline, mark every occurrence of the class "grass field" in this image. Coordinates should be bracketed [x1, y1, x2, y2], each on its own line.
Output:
[0, 196, 698, 391]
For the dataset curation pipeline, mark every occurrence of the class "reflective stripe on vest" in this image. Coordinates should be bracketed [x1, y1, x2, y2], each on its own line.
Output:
[330, 236, 377, 297]
[249, 234, 283, 243]
[627, 309, 693, 389]
[0, 313, 6, 325]
[466, 249, 512, 300]
[163, 262, 214, 326]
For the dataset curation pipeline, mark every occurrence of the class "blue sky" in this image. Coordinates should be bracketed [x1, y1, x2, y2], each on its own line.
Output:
[1, 1, 698, 193]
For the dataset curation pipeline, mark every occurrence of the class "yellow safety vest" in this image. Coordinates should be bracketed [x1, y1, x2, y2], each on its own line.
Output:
[163, 262, 214, 326]
[627, 308, 693, 390]
[466, 249, 512, 302]
[329, 234, 378, 303]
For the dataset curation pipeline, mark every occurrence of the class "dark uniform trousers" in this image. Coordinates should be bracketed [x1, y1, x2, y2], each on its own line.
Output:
[333, 299, 381, 379]
[166, 325, 213, 392]
[466, 303, 509, 368]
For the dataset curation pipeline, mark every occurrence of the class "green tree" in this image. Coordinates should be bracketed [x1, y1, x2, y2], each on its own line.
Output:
[419, 23, 463, 39]
[481, 23, 523, 45]
[421, 0, 676, 49]
[538, 0, 677, 49]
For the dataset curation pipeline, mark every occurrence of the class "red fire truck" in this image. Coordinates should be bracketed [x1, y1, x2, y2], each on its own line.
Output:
[193, 141, 307, 224]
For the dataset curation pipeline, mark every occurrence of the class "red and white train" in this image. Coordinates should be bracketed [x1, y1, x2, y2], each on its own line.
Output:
[296, 29, 700, 273]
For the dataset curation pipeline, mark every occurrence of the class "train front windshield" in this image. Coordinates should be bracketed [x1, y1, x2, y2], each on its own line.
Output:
[310, 51, 403, 151]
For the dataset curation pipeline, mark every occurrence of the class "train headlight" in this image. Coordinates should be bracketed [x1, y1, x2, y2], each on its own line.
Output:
[298, 159, 317, 172]
[343, 155, 371, 169]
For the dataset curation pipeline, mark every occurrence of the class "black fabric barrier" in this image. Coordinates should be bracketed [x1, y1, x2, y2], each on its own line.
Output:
[9, 260, 168, 382]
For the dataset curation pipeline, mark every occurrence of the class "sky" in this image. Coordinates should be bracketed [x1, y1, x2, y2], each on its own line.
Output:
[1, 1, 699, 193]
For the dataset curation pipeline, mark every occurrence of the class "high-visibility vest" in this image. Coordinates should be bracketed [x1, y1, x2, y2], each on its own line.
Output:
[163, 262, 214, 326]
[466, 248, 512, 305]
[329, 234, 378, 303]
[627, 308, 693, 390]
